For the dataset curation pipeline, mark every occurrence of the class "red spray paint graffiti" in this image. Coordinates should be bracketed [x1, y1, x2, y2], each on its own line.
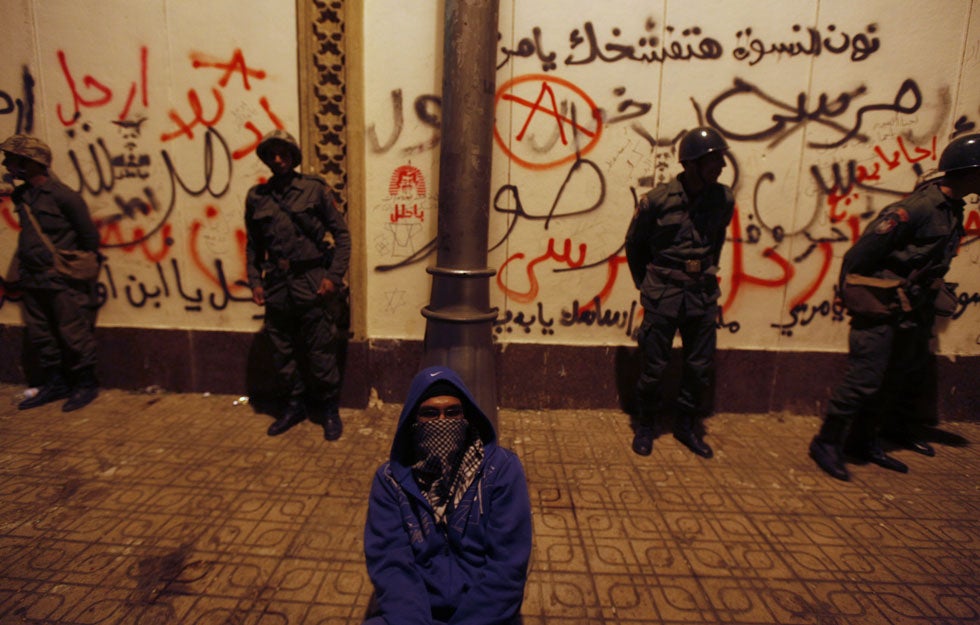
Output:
[160, 49, 284, 159]
[497, 237, 587, 303]
[56, 46, 148, 126]
[494, 74, 603, 170]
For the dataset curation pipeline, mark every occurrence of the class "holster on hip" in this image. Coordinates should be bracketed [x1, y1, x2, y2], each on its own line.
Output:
[841, 274, 911, 319]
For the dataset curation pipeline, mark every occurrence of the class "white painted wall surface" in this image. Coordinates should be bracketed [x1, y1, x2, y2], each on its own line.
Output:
[2, 1, 979, 358]
[362, 0, 980, 355]
[0, 0, 299, 331]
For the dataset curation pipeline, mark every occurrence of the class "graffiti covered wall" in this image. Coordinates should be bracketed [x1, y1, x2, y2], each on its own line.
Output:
[363, 0, 980, 356]
[2, 0, 979, 384]
[0, 0, 299, 332]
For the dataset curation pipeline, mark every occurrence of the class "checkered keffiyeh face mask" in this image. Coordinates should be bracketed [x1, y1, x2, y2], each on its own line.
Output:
[411, 418, 483, 523]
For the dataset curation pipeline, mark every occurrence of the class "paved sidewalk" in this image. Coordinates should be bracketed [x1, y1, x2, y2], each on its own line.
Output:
[0, 384, 977, 624]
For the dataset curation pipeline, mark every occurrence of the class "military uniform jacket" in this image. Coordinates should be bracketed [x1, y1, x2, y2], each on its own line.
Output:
[13, 178, 100, 289]
[839, 182, 964, 314]
[625, 176, 734, 317]
[245, 172, 351, 308]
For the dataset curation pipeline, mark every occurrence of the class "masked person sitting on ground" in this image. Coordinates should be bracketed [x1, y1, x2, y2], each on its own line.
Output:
[363, 366, 533, 625]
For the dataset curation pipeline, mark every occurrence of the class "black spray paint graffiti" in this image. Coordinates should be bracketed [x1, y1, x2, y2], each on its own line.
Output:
[492, 156, 607, 239]
[111, 117, 151, 179]
[0, 256, 251, 314]
[705, 78, 922, 149]
[366, 89, 440, 156]
[371, 84, 902, 326]
[366, 62, 976, 339]
[0, 66, 35, 135]
[565, 21, 723, 66]
[808, 161, 907, 203]
[374, 154, 608, 273]
[64, 125, 234, 248]
[498, 19, 881, 72]
[97, 258, 251, 313]
[770, 295, 847, 337]
[493, 298, 743, 338]
[771, 289, 980, 336]
[733, 24, 880, 65]
[951, 291, 980, 320]
[494, 298, 638, 337]
[951, 115, 977, 136]
[372, 56, 911, 163]
[697, 77, 936, 250]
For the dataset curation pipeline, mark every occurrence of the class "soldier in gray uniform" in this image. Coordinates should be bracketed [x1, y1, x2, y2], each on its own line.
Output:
[625, 127, 735, 458]
[245, 130, 351, 440]
[2, 134, 101, 412]
[810, 133, 980, 481]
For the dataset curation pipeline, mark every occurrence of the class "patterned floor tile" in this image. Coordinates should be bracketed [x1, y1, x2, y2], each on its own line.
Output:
[1, 387, 978, 624]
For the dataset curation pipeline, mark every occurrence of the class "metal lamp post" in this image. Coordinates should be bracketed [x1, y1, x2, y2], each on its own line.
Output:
[421, 0, 501, 423]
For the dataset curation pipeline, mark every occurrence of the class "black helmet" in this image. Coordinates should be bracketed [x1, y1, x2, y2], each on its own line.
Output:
[678, 126, 728, 162]
[256, 129, 302, 167]
[1, 134, 52, 167]
[938, 133, 980, 174]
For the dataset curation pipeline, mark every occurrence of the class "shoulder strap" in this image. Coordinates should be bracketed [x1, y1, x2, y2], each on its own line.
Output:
[282, 203, 322, 246]
[273, 184, 327, 250]
[19, 201, 59, 255]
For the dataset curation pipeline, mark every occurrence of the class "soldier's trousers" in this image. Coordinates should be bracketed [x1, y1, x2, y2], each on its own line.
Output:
[635, 306, 717, 420]
[264, 301, 341, 402]
[821, 317, 932, 444]
[21, 285, 98, 374]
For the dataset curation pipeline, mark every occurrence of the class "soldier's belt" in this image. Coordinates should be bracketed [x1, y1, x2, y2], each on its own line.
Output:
[653, 257, 711, 273]
[273, 256, 325, 273]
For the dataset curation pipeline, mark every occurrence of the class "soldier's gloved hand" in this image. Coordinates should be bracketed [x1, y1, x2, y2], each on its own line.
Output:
[252, 286, 265, 306]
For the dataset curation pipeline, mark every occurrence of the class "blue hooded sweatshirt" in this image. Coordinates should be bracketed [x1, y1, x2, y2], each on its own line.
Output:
[364, 366, 532, 625]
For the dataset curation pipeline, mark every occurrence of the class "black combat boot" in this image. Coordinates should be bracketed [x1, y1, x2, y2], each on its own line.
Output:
[809, 414, 850, 481]
[267, 398, 306, 436]
[631, 406, 654, 456]
[845, 438, 909, 474]
[321, 399, 343, 441]
[674, 412, 713, 459]
[881, 424, 935, 457]
[18, 369, 71, 410]
[62, 367, 100, 412]
[896, 437, 935, 457]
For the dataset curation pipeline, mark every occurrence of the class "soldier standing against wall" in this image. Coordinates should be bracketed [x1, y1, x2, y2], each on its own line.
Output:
[1, 134, 101, 412]
[625, 127, 735, 458]
[245, 130, 351, 440]
[809, 133, 980, 481]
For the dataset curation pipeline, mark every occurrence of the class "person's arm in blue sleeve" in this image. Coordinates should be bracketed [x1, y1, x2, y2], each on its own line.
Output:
[364, 468, 434, 625]
[447, 452, 533, 625]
